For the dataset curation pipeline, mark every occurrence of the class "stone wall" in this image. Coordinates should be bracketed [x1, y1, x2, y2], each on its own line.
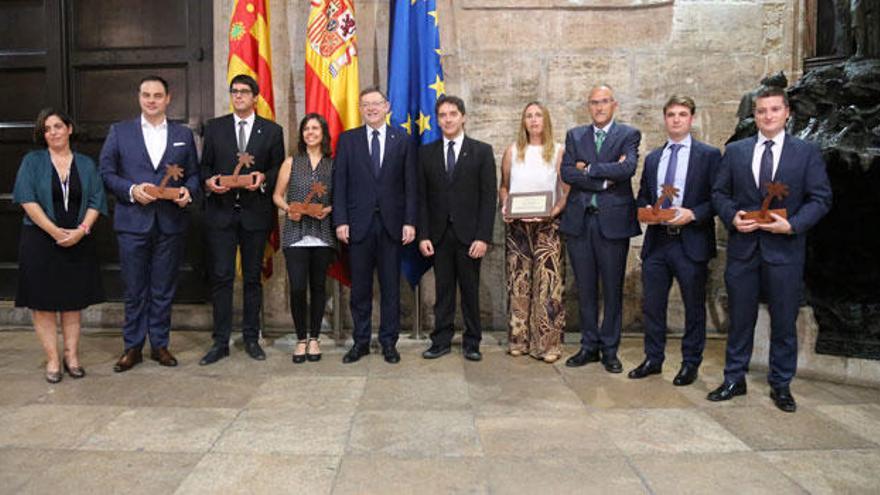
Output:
[212, 0, 807, 334]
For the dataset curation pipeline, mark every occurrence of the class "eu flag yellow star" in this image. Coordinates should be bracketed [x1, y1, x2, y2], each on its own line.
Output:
[416, 111, 431, 135]
[401, 113, 413, 135]
[428, 75, 445, 99]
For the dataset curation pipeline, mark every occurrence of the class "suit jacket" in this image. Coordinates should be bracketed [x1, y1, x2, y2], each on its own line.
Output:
[712, 133, 832, 265]
[332, 125, 417, 243]
[418, 136, 497, 245]
[200, 114, 285, 231]
[99, 118, 200, 234]
[559, 122, 642, 240]
[637, 139, 722, 262]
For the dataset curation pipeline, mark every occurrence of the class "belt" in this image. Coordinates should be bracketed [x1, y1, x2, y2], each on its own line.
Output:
[584, 205, 599, 215]
[233, 191, 242, 211]
[664, 226, 682, 236]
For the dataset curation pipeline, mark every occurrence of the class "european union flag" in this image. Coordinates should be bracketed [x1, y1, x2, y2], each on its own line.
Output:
[388, 0, 445, 287]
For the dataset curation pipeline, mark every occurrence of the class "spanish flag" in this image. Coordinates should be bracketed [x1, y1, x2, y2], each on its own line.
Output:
[227, 0, 279, 278]
[305, 0, 361, 286]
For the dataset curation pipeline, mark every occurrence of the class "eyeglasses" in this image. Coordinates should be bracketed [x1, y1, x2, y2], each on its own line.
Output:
[360, 100, 386, 109]
[230, 88, 253, 96]
[588, 98, 614, 107]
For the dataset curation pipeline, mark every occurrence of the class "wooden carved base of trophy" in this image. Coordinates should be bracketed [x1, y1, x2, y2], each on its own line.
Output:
[217, 175, 255, 189]
[743, 208, 787, 224]
[142, 185, 183, 200]
[638, 207, 677, 224]
[288, 202, 325, 218]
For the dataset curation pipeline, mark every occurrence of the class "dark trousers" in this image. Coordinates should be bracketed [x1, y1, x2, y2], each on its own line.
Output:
[641, 233, 708, 366]
[348, 212, 401, 348]
[283, 246, 336, 340]
[117, 225, 185, 350]
[430, 228, 483, 350]
[206, 220, 268, 345]
[723, 254, 803, 388]
[566, 214, 629, 357]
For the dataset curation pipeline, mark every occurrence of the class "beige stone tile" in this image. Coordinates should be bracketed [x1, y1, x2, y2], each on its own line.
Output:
[761, 449, 880, 495]
[0, 448, 75, 493]
[333, 455, 488, 495]
[366, 347, 466, 377]
[246, 376, 365, 412]
[0, 374, 50, 406]
[631, 452, 803, 495]
[565, 372, 696, 409]
[213, 409, 352, 455]
[706, 406, 878, 451]
[175, 453, 339, 494]
[81, 407, 238, 453]
[359, 376, 470, 411]
[812, 381, 880, 405]
[486, 455, 646, 495]
[0, 404, 124, 449]
[463, 349, 561, 384]
[348, 410, 481, 457]
[816, 404, 880, 445]
[20, 450, 200, 495]
[468, 378, 586, 417]
[476, 415, 619, 458]
[591, 408, 750, 455]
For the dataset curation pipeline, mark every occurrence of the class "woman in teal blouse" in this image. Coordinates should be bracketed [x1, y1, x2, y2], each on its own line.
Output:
[12, 108, 108, 383]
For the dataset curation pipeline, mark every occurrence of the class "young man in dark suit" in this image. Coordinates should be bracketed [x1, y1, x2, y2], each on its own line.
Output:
[99, 75, 200, 372]
[333, 87, 418, 364]
[418, 95, 497, 361]
[560, 84, 641, 373]
[708, 87, 832, 412]
[198, 74, 285, 365]
[629, 95, 721, 386]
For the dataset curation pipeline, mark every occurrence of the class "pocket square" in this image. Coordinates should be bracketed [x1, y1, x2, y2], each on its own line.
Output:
[173, 141, 187, 147]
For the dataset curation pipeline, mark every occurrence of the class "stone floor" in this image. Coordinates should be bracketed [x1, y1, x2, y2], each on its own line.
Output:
[1, 329, 879, 494]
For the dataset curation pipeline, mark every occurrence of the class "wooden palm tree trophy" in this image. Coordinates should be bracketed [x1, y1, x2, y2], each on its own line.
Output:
[638, 184, 680, 223]
[289, 182, 329, 219]
[218, 152, 257, 188]
[744, 181, 789, 223]
[144, 164, 185, 200]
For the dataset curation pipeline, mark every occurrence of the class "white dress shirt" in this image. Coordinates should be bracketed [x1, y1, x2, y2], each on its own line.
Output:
[751, 131, 785, 188]
[656, 134, 692, 207]
[591, 120, 614, 189]
[366, 123, 387, 168]
[141, 115, 168, 169]
[234, 112, 255, 150]
[443, 132, 464, 170]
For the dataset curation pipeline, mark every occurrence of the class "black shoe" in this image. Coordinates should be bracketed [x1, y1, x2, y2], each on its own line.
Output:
[770, 386, 797, 413]
[45, 369, 62, 384]
[707, 380, 747, 401]
[565, 348, 600, 367]
[199, 345, 230, 366]
[382, 345, 401, 364]
[422, 344, 451, 359]
[463, 347, 482, 362]
[306, 338, 322, 362]
[628, 359, 662, 379]
[244, 341, 266, 361]
[673, 363, 699, 386]
[342, 345, 370, 364]
[292, 340, 308, 364]
[602, 355, 623, 374]
[63, 359, 86, 379]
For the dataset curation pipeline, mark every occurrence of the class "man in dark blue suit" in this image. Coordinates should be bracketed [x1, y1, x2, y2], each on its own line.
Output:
[100, 75, 200, 372]
[333, 87, 417, 364]
[629, 95, 721, 386]
[560, 84, 642, 373]
[708, 87, 832, 412]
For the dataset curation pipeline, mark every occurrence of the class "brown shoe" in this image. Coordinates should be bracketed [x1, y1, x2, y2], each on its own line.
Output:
[113, 348, 143, 373]
[150, 347, 178, 367]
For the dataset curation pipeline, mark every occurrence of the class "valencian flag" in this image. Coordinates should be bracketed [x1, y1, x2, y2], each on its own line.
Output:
[388, 0, 445, 286]
[305, 0, 361, 286]
[228, 0, 279, 278]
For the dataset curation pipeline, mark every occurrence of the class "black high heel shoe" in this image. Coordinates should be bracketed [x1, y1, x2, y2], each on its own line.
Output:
[306, 338, 322, 362]
[45, 368, 62, 384]
[63, 359, 86, 379]
[292, 340, 307, 364]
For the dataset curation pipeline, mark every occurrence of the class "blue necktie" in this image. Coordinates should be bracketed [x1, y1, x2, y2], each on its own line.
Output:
[371, 129, 381, 177]
[446, 140, 456, 178]
[661, 143, 682, 208]
[759, 140, 774, 196]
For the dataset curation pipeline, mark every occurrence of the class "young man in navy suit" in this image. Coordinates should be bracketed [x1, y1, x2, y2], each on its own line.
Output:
[629, 95, 721, 386]
[560, 84, 641, 373]
[333, 87, 417, 364]
[99, 75, 200, 372]
[198, 74, 285, 365]
[708, 87, 832, 412]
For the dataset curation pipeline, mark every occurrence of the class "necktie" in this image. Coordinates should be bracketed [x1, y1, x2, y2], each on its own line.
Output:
[446, 140, 456, 178]
[760, 140, 774, 195]
[238, 120, 248, 152]
[595, 129, 606, 153]
[661, 143, 682, 208]
[371, 129, 381, 177]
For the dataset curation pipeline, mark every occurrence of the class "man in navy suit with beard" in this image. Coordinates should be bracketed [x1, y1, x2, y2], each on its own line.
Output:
[708, 87, 832, 412]
[629, 95, 721, 386]
[560, 84, 641, 373]
[333, 87, 417, 364]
